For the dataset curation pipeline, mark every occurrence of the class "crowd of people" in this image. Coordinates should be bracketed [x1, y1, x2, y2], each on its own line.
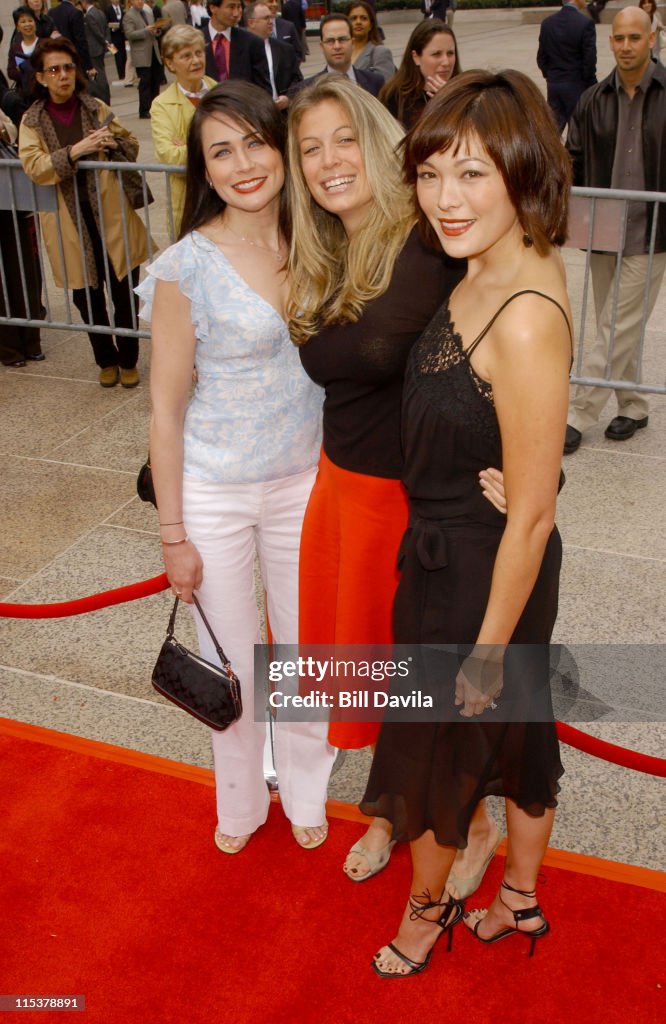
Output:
[0, 5, 664, 971]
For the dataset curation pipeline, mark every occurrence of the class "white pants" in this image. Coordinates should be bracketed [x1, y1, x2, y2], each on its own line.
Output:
[183, 468, 336, 836]
[569, 251, 666, 431]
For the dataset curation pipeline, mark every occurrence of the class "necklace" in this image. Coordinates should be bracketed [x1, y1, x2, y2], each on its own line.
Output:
[225, 223, 285, 261]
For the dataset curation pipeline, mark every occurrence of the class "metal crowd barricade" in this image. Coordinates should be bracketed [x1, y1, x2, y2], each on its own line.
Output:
[0, 157, 185, 343]
[565, 185, 666, 397]
[0, 160, 665, 399]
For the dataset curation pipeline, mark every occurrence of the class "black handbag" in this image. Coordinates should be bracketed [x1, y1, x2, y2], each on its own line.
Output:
[136, 456, 157, 506]
[152, 596, 242, 731]
[92, 105, 155, 210]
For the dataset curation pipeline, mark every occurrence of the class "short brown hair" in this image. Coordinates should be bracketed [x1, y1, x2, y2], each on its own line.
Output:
[403, 69, 572, 255]
[31, 37, 89, 99]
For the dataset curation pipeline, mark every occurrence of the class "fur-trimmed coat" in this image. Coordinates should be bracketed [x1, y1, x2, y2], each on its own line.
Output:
[19, 93, 149, 290]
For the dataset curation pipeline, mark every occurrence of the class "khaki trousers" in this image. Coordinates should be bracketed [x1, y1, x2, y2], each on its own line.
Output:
[568, 251, 666, 432]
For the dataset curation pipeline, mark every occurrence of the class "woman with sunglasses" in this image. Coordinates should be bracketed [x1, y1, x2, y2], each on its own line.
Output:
[18, 37, 148, 388]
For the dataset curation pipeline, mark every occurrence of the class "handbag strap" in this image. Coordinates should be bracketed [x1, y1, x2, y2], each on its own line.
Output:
[167, 596, 233, 668]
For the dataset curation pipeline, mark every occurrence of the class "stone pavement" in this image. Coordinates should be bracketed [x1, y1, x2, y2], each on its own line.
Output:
[0, 12, 664, 869]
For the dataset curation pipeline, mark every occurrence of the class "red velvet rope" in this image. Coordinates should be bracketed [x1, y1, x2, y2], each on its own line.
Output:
[0, 576, 663, 777]
[556, 723, 666, 778]
[0, 573, 169, 618]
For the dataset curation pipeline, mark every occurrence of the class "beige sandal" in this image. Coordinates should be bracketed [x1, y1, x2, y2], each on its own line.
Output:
[214, 827, 252, 855]
[291, 823, 329, 850]
[446, 829, 504, 899]
[343, 838, 396, 882]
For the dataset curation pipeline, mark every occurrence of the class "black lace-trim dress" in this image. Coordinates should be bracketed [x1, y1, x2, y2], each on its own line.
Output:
[360, 297, 565, 848]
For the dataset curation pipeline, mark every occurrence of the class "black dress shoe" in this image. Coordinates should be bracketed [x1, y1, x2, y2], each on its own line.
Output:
[564, 424, 582, 455]
[604, 415, 649, 441]
[26, 353, 45, 361]
[3, 359, 26, 367]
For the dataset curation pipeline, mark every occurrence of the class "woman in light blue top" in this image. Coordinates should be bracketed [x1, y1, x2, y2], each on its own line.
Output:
[138, 82, 336, 855]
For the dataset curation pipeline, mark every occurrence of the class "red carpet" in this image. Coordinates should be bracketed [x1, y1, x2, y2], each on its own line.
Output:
[1, 721, 664, 1024]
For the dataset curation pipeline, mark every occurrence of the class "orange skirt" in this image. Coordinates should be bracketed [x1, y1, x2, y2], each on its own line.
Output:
[299, 451, 409, 749]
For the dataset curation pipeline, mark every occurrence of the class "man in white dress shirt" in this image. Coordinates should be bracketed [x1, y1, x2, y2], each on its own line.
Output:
[245, 1, 302, 110]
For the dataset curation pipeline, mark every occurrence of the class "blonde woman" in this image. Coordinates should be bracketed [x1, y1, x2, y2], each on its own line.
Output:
[150, 24, 216, 235]
[287, 77, 504, 889]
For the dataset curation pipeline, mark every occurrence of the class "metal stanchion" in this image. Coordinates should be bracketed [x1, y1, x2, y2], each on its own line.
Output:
[263, 716, 347, 791]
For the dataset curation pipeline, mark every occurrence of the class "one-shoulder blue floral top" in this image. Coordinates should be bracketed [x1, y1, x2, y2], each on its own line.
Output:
[137, 231, 323, 484]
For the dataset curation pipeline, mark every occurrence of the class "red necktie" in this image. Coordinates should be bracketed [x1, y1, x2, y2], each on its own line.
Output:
[213, 34, 229, 81]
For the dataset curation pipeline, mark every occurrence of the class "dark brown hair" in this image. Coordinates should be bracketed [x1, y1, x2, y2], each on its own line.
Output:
[404, 69, 571, 255]
[180, 81, 290, 242]
[379, 20, 459, 128]
[12, 6, 37, 27]
[30, 37, 88, 98]
[319, 13, 352, 39]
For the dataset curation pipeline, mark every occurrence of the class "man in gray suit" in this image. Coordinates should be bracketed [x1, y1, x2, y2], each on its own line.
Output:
[163, 0, 188, 26]
[81, 0, 111, 104]
[123, 0, 164, 118]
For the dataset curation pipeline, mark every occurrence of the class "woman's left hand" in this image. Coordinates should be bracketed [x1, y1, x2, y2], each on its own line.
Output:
[455, 648, 504, 717]
[69, 128, 118, 160]
[479, 467, 507, 514]
[424, 74, 449, 98]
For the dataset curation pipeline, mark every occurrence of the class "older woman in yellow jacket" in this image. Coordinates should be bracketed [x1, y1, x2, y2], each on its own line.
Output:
[19, 37, 149, 387]
[150, 25, 217, 237]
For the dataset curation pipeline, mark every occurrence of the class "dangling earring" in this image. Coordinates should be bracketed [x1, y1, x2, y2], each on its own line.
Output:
[523, 232, 533, 248]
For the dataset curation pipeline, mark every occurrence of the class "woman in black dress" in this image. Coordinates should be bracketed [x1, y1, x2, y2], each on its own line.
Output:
[362, 70, 573, 977]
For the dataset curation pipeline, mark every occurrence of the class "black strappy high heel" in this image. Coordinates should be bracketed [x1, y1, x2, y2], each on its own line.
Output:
[466, 879, 550, 957]
[372, 891, 465, 978]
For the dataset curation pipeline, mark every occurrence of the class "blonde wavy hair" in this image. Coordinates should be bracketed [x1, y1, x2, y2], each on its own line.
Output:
[287, 76, 415, 346]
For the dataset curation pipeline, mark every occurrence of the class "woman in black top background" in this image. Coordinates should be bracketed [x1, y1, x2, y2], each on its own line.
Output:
[380, 19, 460, 129]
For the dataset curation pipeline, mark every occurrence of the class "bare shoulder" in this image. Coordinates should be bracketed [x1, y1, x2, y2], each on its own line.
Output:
[490, 286, 572, 363]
